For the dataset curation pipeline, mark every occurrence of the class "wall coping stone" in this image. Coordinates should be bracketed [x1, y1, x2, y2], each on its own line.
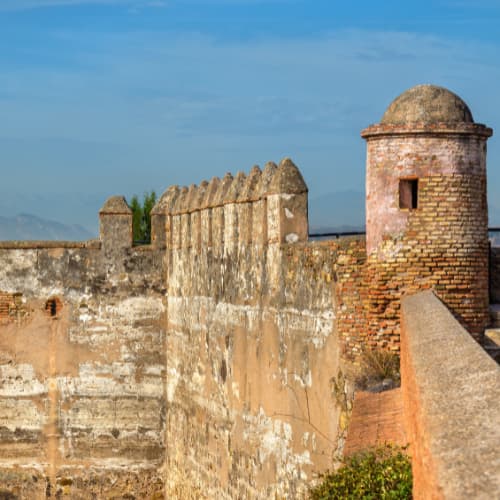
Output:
[361, 122, 493, 139]
[401, 290, 500, 499]
[99, 195, 132, 214]
[0, 240, 100, 249]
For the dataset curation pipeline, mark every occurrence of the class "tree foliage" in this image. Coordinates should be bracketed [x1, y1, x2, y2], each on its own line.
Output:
[310, 444, 412, 500]
[130, 190, 157, 243]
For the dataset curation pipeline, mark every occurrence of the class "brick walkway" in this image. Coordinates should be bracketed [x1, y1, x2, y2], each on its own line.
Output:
[343, 387, 407, 456]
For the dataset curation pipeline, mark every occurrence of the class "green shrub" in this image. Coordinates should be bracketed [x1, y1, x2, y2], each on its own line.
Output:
[310, 444, 412, 500]
[130, 190, 157, 244]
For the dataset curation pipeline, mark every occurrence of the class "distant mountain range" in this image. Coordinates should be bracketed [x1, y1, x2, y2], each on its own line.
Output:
[1, 190, 499, 242]
[0, 214, 94, 241]
[308, 190, 365, 233]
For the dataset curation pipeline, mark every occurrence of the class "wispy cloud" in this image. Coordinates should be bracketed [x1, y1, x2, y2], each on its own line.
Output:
[1, 27, 499, 227]
[441, 0, 500, 7]
[0, 0, 167, 10]
[0, 0, 294, 8]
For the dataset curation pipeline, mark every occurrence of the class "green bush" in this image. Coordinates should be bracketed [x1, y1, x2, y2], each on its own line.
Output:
[310, 444, 412, 500]
[130, 190, 157, 244]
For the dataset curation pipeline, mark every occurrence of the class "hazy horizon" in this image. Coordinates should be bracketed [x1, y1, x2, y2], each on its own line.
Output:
[1, 1, 499, 232]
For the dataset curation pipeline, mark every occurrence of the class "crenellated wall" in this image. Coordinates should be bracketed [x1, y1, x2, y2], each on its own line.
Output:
[1, 84, 497, 499]
[0, 159, 370, 499]
[162, 158, 349, 498]
[0, 152, 497, 498]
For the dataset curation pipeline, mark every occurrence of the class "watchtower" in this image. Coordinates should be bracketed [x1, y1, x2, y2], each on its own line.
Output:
[361, 84, 493, 347]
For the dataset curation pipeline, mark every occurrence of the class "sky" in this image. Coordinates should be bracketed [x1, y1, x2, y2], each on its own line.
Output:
[1, 0, 500, 233]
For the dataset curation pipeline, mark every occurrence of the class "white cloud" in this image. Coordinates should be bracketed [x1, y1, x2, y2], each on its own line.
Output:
[0, 0, 296, 8]
[0, 0, 166, 10]
[1, 28, 499, 223]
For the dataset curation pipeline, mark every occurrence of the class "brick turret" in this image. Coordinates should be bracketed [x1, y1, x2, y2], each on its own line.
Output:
[362, 84, 493, 347]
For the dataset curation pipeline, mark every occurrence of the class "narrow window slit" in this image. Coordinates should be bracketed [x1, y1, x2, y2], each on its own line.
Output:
[45, 298, 61, 317]
[399, 179, 418, 210]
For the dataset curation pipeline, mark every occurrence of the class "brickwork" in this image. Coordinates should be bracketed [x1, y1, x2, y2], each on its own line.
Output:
[331, 237, 369, 358]
[343, 388, 406, 457]
[0, 291, 28, 324]
[362, 108, 492, 350]
[364, 171, 490, 348]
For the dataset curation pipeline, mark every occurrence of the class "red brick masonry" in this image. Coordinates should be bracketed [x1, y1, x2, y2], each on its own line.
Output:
[343, 388, 406, 456]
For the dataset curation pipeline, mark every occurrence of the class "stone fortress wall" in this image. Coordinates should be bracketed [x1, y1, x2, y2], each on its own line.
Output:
[161, 159, 369, 498]
[0, 159, 371, 498]
[0, 236, 166, 498]
[0, 84, 497, 499]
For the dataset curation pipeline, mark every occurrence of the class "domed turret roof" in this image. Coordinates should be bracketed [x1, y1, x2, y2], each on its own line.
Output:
[381, 84, 474, 125]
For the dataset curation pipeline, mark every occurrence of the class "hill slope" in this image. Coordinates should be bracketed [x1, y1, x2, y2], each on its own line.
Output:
[0, 214, 94, 241]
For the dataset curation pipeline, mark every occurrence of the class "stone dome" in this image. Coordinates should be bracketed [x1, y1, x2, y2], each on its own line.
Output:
[381, 84, 474, 125]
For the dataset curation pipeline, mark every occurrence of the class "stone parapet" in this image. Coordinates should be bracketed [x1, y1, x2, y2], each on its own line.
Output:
[0, 240, 100, 249]
[400, 291, 500, 500]
[161, 157, 308, 252]
[99, 195, 133, 256]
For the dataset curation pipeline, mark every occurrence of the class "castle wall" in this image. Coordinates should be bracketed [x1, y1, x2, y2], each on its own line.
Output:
[1, 85, 496, 499]
[0, 164, 369, 499]
[162, 162, 362, 498]
[0, 240, 166, 499]
[164, 239, 370, 498]
[0, 148, 494, 497]
[165, 241, 341, 498]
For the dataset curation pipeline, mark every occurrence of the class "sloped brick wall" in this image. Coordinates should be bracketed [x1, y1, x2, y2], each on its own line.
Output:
[0, 291, 27, 323]
[401, 291, 500, 500]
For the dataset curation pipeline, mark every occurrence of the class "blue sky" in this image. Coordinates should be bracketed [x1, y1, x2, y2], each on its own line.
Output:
[1, 0, 500, 232]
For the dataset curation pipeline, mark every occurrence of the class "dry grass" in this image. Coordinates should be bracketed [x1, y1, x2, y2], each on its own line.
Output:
[355, 349, 401, 392]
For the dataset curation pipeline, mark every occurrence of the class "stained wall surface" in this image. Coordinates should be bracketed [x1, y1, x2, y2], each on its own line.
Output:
[401, 290, 500, 500]
[0, 162, 365, 499]
[162, 161, 358, 498]
[362, 123, 492, 350]
[0, 151, 496, 498]
[0, 236, 167, 498]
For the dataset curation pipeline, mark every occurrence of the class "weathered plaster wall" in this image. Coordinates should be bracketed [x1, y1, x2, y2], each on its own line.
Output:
[1, 153, 495, 499]
[161, 160, 360, 498]
[165, 243, 341, 498]
[0, 229, 166, 497]
[0, 161, 365, 499]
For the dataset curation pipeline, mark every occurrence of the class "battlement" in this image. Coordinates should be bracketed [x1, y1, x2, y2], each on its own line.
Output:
[91, 157, 308, 257]
[150, 157, 308, 253]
